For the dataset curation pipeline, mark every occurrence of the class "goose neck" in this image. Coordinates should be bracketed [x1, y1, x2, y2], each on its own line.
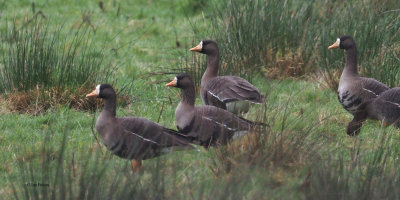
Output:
[344, 46, 358, 76]
[181, 86, 196, 108]
[202, 52, 219, 83]
[102, 95, 117, 117]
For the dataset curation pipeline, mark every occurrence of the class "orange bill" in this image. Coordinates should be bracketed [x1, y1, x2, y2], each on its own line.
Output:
[189, 43, 202, 52]
[165, 78, 177, 87]
[328, 41, 339, 49]
[86, 90, 98, 97]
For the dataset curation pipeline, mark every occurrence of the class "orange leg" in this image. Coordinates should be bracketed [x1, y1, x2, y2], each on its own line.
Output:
[382, 122, 388, 127]
[131, 160, 142, 172]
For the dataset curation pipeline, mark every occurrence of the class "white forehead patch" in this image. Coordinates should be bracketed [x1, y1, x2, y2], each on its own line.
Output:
[95, 84, 101, 95]
[174, 77, 178, 84]
[336, 38, 340, 46]
[199, 41, 203, 49]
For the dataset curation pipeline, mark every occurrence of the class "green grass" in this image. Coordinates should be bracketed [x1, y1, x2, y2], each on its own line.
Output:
[2, 0, 400, 199]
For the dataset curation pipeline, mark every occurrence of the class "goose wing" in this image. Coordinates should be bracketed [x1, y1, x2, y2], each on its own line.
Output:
[359, 77, 389, 98]
[204, 76, 263, 104]
[182, 105, 252, 147]
[372, 88, 400, 124]
[108, 117, 191, 159]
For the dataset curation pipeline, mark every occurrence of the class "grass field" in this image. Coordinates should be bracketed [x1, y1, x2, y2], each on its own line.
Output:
[1, 0, 400, 199]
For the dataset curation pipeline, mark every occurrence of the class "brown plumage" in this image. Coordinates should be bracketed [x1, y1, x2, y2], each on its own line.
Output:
[328, 35, 389, 115]
[166, 74, 261, 148]
[86, 84, 192, 171]
[347, 87, 400, 136]
[190, 40, 264, 114]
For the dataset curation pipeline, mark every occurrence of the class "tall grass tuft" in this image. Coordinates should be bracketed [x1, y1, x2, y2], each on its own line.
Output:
[0, 17, 115, 112]
[209, 87, 323, 177]
[305, 131, 400, 199]
[207, 0, 400, 88]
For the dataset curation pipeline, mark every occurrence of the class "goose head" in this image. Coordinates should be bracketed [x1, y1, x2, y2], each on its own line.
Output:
[86, 84, 116, 99]
[328, 35, 356, 50]
[165, 74, 194, 90]
[189, 40, 219, 55]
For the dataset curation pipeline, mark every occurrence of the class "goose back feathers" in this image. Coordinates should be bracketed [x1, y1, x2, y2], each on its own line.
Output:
[87, 84, 192, 161]
[166, 74, 259, 148]
[347, 87, 400, 136]
[329, 35, 389, 115]
[190, 40, 264, 114]
[180, 105, 254, 147]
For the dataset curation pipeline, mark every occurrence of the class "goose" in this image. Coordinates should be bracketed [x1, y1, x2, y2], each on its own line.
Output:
[328, 35, 389, 115]
[166, 74, 262, 148]
[190, 40, 264, 114]
[86, 84, 193, 171]
[347, 87, 400, 136]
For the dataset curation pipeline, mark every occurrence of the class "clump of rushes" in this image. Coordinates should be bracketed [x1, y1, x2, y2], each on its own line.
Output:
[305, 132, 400, 199]
[0, 18, 120, 113]
[209, 102, 320, 177]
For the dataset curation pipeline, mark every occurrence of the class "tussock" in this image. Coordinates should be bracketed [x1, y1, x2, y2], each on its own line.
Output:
[0, 17, 117, 113]
[4, 85, 131, 114]
[263, 50, 307, 80]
